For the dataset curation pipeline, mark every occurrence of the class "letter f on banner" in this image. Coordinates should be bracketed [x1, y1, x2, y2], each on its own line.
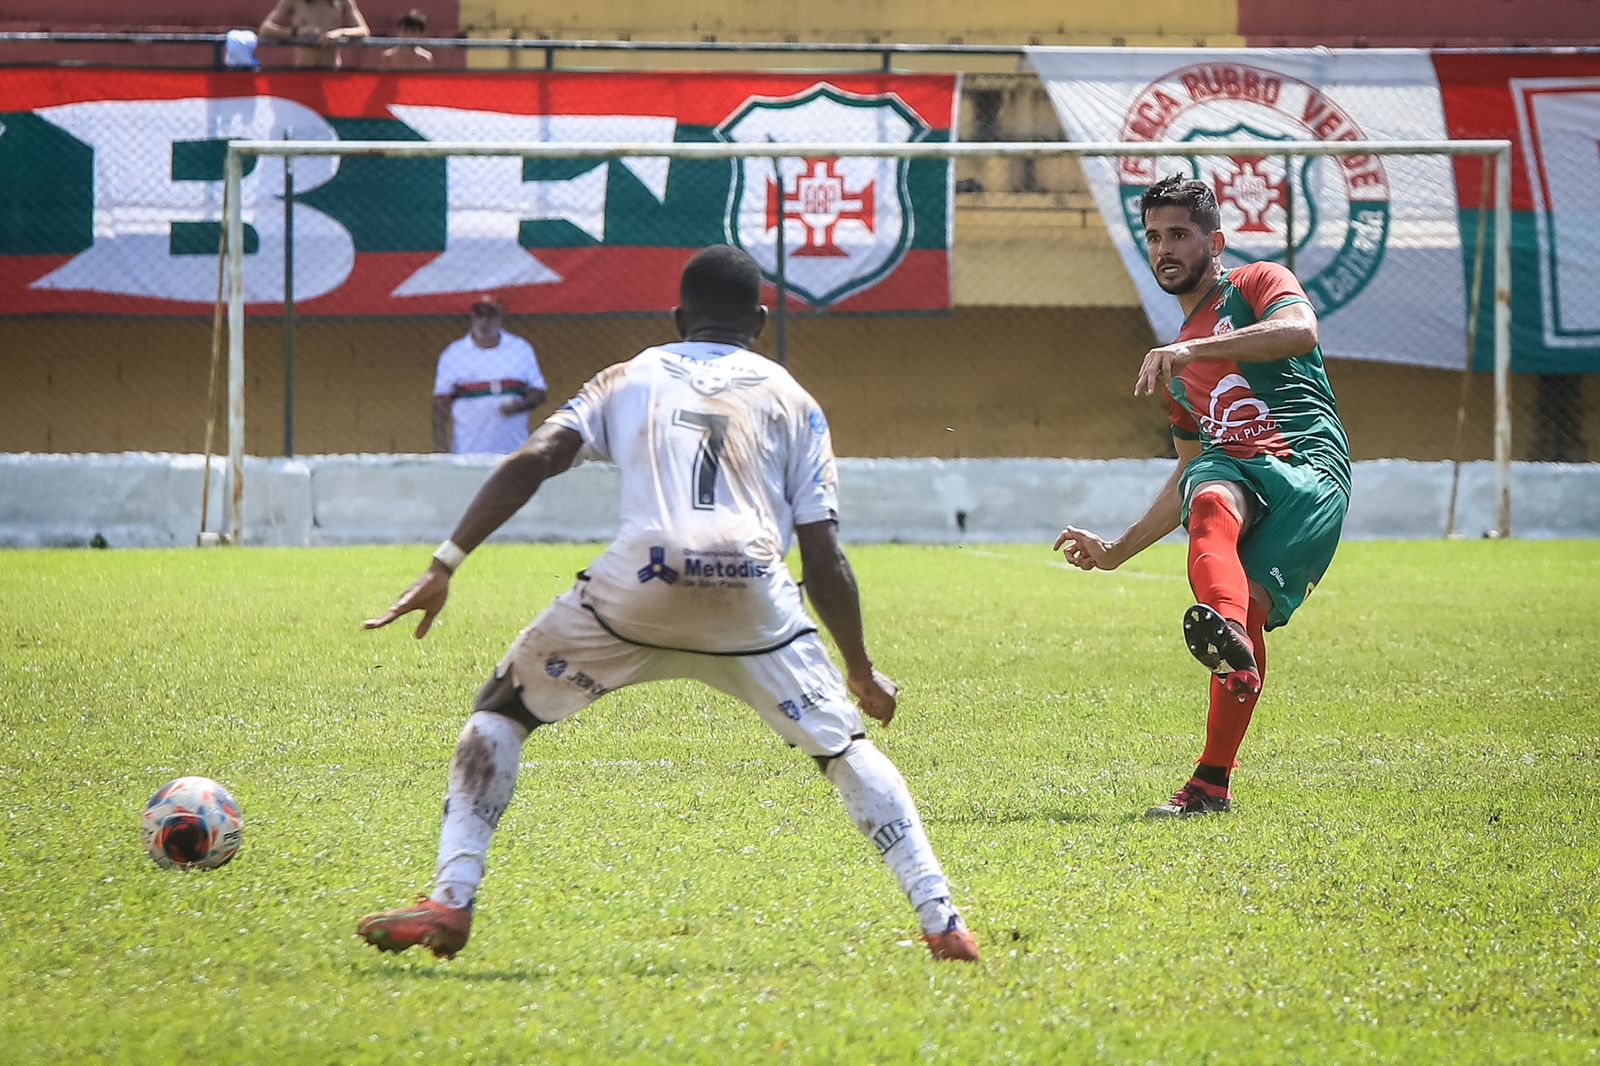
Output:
[388, 108, 677, 297]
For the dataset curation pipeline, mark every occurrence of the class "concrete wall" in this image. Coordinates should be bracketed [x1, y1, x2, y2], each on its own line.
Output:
[3, 453, 1594, 548]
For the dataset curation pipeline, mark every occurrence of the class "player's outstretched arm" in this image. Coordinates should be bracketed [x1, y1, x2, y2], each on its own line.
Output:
[1135, 304, 1319, 396]
[363, 423, 582, 639]
[1054, 437, 1200, 570]
[795, 519, 897, 726]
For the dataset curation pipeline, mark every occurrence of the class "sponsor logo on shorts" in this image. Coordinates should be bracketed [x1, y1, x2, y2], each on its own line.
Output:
[545, 656, 567, 678]
[636, 546, 680, 585]
[564, 670, 608, 697]
[1269, 566, 1286, 588]
[777, 687, 829, 721]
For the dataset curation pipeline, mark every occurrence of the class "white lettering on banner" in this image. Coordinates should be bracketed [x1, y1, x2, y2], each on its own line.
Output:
[30, 98, 352, 303]
[387, 107, 677, 297]
[1512, 78, 1600, 349]
[1025, 48, 1470, 370]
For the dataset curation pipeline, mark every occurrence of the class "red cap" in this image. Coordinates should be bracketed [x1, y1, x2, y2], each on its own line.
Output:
[470, 293, 503, 313]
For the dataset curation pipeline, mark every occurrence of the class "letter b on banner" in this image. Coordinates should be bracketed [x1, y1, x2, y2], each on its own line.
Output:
[31, 97, 354, 304]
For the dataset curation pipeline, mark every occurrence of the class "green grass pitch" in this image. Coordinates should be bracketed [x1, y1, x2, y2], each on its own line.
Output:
[3, 541, 1598, 1063]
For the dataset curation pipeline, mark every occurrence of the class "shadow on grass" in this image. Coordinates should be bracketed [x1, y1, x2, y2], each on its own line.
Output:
[941, 809, 1143, 826]
[355, 960, 552, 984]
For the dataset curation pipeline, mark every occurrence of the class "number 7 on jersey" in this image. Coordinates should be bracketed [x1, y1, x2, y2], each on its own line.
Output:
[672, 410, 729, 509]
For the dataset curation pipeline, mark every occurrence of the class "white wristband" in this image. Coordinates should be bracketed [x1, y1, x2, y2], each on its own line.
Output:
[432, 539, 468, 572]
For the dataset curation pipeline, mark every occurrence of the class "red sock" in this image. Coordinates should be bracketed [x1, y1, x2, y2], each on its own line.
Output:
[1198, 599, 1269, 774]
[1187, 492, 1249, 627]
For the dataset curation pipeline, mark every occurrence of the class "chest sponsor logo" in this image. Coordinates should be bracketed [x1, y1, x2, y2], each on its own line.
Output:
[1199, 372, 1281, 444]
[719, 84, 927, 308]
[1118, 62, 1392, 316]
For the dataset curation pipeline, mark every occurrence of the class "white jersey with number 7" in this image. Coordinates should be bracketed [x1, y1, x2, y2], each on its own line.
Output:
[545, 340, 839, 655]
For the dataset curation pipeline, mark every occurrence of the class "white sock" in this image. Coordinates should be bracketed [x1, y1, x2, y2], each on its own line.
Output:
[824, 740, 957, 935]
[431, 711, 528, 909]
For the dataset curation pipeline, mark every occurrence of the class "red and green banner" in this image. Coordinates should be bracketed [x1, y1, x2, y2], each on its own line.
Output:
[1432, 52, 1600, 375]
[0, 69, 958, 317]
[1029, 47, 1600, 374]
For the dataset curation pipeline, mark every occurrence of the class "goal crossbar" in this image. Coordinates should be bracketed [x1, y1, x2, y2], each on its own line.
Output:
[221, 138, 1513, 543]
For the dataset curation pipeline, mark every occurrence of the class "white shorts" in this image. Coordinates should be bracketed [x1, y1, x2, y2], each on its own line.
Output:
[492, 585, 865, 757]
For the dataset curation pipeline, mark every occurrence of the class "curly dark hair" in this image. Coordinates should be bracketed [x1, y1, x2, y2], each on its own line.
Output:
[1138, 174, 1221, 234]
[679, 245, 763, 322]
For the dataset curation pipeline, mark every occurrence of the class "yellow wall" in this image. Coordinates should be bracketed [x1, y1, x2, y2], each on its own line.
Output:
[4, 311, 1586, 461]
[459, 0, 1243, 44]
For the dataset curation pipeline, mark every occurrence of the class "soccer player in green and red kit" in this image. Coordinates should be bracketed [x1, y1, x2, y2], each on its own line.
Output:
[1054, 174, 1350, 817]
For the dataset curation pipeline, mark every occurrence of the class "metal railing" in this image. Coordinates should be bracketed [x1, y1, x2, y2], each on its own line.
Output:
[6, 32, 1598, 72]
[0, 31, 1031, 71]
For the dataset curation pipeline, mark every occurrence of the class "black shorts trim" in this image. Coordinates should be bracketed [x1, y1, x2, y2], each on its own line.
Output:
[473, 669, 547, 733]
[580, 604, 817, 658]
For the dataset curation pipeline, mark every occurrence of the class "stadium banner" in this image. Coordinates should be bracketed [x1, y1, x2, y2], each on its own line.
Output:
[1028, 47, 1600, 374]
[0, 69, 958, 317]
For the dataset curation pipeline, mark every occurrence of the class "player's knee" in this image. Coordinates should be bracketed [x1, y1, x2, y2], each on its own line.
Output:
[472, 669, 545, 735]
[811, 732, 869, 775]
[1191, 485, 1244, 524]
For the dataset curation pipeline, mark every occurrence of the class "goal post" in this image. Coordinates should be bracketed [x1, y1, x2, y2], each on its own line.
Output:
[220, 136, 1513, 544]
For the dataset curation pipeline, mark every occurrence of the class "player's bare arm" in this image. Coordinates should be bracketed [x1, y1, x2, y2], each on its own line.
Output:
[1135, 304, 1320, 396]
[795, 519, 898, 726]
[1055, 436, 1201, 570]
[364, 423, 583, 638]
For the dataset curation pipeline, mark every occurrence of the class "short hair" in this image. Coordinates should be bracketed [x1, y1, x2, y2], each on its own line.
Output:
[399, 8, 428, 31]
[1139, 174, 1221, 233]
[679, 245, 763, 322]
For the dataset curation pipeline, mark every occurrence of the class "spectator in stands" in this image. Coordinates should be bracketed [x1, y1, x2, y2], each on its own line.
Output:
[259, 0, 370, 69]
[382, 9, 435, 69]
[433, 295, 548, 455]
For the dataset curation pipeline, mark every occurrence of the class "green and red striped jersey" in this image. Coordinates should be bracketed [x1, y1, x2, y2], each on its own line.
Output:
[1168, 261, 1351, 495]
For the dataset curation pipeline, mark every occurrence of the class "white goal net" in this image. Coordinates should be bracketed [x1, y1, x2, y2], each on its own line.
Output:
[215, 137, 1512, 543]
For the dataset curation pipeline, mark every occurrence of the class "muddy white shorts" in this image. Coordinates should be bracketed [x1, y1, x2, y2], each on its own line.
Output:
[486, 584, 865, 757]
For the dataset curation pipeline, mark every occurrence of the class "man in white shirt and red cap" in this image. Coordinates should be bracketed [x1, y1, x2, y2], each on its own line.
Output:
[432, 294, 547, 455]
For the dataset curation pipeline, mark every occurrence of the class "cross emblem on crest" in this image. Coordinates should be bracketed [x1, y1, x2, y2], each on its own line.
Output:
[767, 157, 877, 258]
[1212, 157, 1285, 234]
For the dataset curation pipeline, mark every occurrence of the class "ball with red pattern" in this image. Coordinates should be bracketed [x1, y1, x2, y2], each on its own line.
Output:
[141, 776, 244, 870]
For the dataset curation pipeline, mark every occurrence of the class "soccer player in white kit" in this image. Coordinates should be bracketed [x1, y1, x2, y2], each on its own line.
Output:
[357, 246, 979, 963]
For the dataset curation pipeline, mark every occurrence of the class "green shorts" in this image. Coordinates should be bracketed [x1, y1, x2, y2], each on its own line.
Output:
[1180, 451, 1349, 631]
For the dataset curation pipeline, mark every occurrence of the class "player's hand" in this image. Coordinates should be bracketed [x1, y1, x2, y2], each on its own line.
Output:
[848, 667, 899, 726]
[1053, 526, 1120, 571]
[1134, 343, 1195, 397]
[363, 565, 451, 639]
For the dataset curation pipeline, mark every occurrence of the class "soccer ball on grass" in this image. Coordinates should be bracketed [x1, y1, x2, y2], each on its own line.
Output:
[141, 776, 244, 870]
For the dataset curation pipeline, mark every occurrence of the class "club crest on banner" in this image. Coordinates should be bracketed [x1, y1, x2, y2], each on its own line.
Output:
[1117, 63, 1394, 315]
[717, 84, 927, 308]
